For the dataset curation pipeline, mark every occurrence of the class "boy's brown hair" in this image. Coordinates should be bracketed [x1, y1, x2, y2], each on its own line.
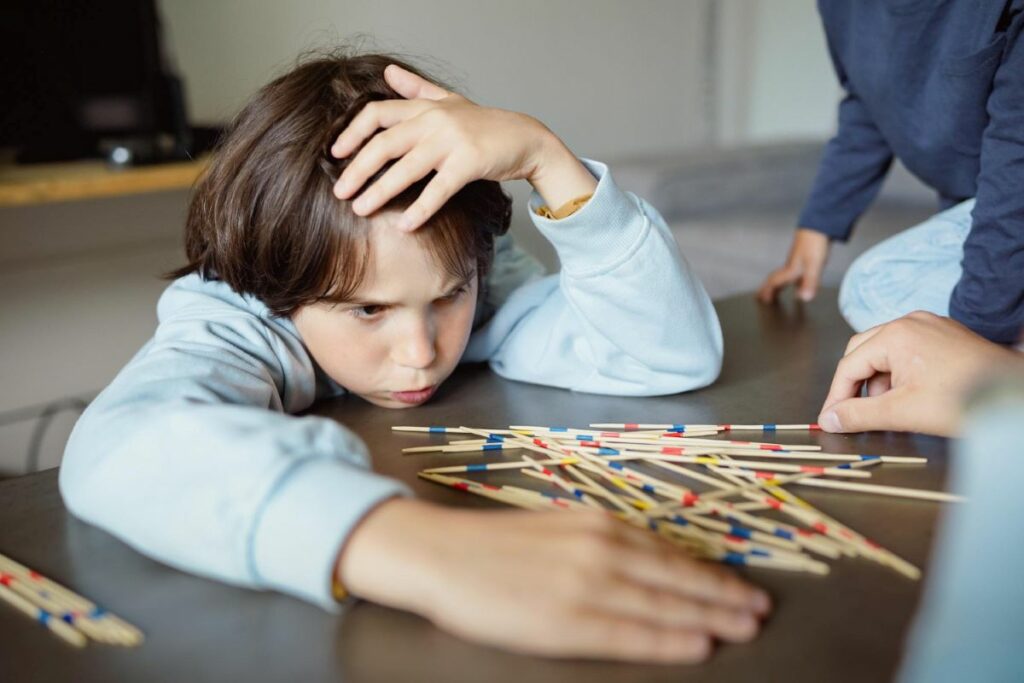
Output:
[171, 50, 511, 317]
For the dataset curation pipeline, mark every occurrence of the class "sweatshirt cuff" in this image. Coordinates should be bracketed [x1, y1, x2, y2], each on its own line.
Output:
[250, 458, 411, 610]
[528, 158, 649, 277]
[796, 206, 855, 241]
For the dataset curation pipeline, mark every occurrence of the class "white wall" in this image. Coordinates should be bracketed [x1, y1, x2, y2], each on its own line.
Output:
[159, 0, 715, 160]
[715, 0, 840, 146]
[160, 0, 844, 153]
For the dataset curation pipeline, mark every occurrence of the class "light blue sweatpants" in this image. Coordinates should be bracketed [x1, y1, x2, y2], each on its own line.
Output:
[838, 199, 974, 332]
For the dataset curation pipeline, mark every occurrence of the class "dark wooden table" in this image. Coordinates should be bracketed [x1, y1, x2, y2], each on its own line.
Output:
[0, 291, 950, 682]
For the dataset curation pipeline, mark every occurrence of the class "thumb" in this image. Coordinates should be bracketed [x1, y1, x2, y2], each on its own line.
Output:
[385, 64, 450, 101]
[818, 390, 903, 434]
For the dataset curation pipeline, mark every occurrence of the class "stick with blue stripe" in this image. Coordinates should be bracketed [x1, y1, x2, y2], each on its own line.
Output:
[0, 580, 86, 647]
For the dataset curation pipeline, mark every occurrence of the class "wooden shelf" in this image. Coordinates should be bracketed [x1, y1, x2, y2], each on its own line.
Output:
[0, 157, 209, 207]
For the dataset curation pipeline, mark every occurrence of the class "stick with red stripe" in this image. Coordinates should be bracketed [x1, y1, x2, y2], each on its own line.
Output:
[0, 553, 143, 646]
[418, 472, 588, 511]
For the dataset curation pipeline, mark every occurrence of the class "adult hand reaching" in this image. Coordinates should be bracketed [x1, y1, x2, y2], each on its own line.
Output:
[818, 311, 1021, 436]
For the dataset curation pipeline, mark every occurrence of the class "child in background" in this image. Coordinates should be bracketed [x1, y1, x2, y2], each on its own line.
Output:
[60, 51, 768, 663]
[759, 0, 1024, 344]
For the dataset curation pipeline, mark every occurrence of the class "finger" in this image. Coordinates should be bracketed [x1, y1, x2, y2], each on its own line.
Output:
[614, 531, 770, 615]
[554, 611, 712, 664]
[334, 125, 419, 201]
[757, 266, 799, 304]
[796, 261, 822, 302]
[587, 579, 760, 643]
[332, 99, 433, 159]
[819, 334, 894, 419]
[396, 167, 465, 231]
[866, 372, 891, 397]
[385, 64, 451, 101]
[350, 145, 439, 216]
[844, 323, 886, 356]
[819, 389, 907, 434]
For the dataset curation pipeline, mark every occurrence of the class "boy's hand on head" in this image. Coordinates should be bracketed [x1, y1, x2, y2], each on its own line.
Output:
[339, 499, 771, 664]
[331, 64, 596, 231]
[757, 229, 830, 304]
[817, 311, 1020, 436]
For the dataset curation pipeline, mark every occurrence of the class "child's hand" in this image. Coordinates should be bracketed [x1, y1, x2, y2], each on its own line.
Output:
[758, 228, 831, 303]
[818, 311, 1021, 436]
[339, 499, 771, 664]
[331, 65, 596, 231]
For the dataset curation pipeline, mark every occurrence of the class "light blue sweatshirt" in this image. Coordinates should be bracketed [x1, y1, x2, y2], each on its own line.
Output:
[899, 374, 1024, 683]
[60, 159, 723, 609]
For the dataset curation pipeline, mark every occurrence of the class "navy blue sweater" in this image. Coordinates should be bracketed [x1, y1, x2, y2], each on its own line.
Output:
[799, 0, 1024, 343]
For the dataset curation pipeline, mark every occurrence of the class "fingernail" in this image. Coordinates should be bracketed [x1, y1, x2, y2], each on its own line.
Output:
[753, 590, 771, 613]
[352, 197, 368, 214]
[819, 411, 842, 433]
[397, 213, 416, 231]
[798, 290, 813, 302]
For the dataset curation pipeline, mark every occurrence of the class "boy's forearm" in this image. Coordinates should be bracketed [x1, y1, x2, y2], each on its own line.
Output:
[527, 128, 598, 210]
[335, 497, 450, 615]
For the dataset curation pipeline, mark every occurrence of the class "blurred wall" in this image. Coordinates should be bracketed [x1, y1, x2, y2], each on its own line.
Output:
[715, 0, 840, 145]
[159, 0, 717, 159]
[160, 0, 842, 154]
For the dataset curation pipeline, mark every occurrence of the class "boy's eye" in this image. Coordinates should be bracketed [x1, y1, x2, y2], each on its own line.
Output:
[351, 304, 386, 319]
[439, 285, 468, 303]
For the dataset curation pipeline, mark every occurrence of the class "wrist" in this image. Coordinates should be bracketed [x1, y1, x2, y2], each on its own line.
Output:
[796, 227, 830, 242]
[527, 128, 597, 209]
[335, 497, 454, 615]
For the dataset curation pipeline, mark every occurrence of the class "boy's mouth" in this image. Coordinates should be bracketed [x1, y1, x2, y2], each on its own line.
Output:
[390, 385, 437, 405]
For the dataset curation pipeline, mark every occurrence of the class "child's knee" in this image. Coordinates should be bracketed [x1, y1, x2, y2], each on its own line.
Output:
[838, 248, 889, 332]
[839, 249, 874, 307]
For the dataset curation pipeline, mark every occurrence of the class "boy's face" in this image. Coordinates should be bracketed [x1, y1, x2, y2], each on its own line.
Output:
[293, 210, 479, 409]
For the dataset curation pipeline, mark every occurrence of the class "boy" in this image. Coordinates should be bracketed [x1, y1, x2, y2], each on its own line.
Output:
[61, 51, 768, 663]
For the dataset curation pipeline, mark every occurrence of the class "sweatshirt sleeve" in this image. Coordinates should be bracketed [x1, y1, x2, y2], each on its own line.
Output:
[796, 9, 894, 241]
[463, 159, 723, 395]
[899, 375, 1024, 683]
[949, 12, 1024, 343]
[59, 278, 410, 610]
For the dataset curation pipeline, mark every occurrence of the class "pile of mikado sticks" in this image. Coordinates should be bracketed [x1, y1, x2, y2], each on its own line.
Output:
[397, 422, 965, 580]
[0, 551, 143, 648]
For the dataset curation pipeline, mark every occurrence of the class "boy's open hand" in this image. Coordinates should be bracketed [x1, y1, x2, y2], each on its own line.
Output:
[818, 311, 1020, 436]
[340, 499, 771, 664]
[331, 65, 595, 231]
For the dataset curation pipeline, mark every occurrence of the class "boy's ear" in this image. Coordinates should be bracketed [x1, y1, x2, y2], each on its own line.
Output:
[384, 65, 449, 101]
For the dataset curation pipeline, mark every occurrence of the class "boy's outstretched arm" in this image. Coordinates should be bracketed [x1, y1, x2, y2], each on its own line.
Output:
[59, 277, 409, 609]
[338, 498, 770, 664]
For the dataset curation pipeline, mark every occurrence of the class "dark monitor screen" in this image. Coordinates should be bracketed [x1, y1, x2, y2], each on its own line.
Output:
[0, 0, 190, 163]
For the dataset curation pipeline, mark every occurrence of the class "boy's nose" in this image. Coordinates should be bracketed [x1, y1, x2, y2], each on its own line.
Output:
[393, 319, 437, 369]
